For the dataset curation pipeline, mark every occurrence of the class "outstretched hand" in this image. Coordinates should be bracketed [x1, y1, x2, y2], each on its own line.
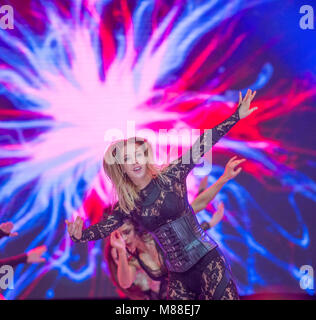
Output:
[26, 245, 47, 263]
[238, 89, 258, 119]
[222, 156, 246, 181]
[65, 216, 83, 240]
[0, 222, 18, 237]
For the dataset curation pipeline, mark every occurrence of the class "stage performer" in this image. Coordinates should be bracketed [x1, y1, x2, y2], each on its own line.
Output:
[105, 155, 243, 300]
[66, 89, 257, 299]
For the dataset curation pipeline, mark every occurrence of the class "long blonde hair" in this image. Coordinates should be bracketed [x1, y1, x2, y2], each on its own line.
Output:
[103, 137, 166, 214]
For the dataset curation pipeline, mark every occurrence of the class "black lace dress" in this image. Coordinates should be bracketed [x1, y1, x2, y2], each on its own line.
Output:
[72, 108, 241, 300]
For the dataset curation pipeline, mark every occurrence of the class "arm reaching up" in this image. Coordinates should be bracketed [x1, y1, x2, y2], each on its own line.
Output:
[191, 156, 246, 213]
[165, 89, 257, 181]
[110, 231, 137, 289]
[200, 201, 225, 231]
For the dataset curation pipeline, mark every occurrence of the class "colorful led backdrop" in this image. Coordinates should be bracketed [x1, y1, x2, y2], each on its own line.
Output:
[0, 0, 315, 299]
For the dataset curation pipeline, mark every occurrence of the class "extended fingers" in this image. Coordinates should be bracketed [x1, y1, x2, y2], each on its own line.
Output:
[0, 222, 14, 233]
[33, 246, 47, 262]
[75, 216, 82, 227]
[231, 158, 246, 168]
[239, 90, 248, 103]
[9, 232, 18, 237]
[227, 158, 245, 170]
[218, 201, 224, 211]
[239, 89, 257, 104]
[74, 217, 83, 236]
[38, 245, 47, 254]
[67, 222, 74, 235]
[235, 167, 242, 175]
[245, 89, 251, 101]
[247, 106, 258, 116]
[241, 89, 251, 102]
[245, 89, 256, 102]
[65, 218, 76, 236]
[227, 155, 238, 165]
[229, 159, 245, 177]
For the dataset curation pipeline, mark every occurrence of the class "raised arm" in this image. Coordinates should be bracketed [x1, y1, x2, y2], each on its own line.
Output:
[66, 207, 125, 243]
[191, 176, 227, 214]
[165, 89, 257, 181]
[191, 156, 246, 213]
[200, 202, 225, 231]
[110, 231, 137, 289]
[0, 222, 18, 239]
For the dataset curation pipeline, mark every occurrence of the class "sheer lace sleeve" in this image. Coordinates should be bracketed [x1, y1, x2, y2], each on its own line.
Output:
[165, 107, 240, 181]
[71, 207, 125, 243]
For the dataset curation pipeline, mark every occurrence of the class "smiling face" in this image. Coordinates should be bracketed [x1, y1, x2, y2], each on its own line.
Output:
[103, 137, 159, 213]
[122, 142, 149, 183]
